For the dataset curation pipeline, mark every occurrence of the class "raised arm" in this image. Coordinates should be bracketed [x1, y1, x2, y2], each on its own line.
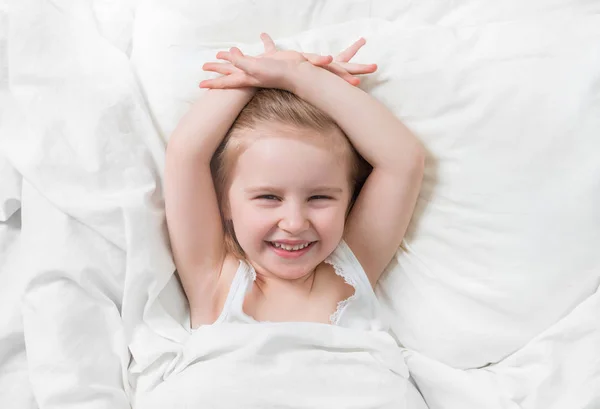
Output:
[165, 87, 256, 325]
[200, 35, 425, 286]
[290, 65, 425, 287]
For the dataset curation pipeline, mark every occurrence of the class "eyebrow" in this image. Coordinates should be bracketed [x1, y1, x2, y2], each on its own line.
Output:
[245, 186, 344, 194]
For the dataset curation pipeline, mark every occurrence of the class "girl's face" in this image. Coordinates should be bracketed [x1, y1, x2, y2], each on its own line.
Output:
[225, 125, 353, 281]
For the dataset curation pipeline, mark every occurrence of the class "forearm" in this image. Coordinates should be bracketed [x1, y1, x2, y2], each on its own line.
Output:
[291, 65, 424, 170]
[167, 88, 256, 161]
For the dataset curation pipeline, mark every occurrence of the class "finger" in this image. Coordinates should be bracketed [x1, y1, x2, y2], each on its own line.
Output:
[335, 37, 366, 62]
[260, 33, 277, 54]
[216, 47, 247, 62]
[335, 62, 378, 75]
[302, 53, 334, 67]
[324, 63, 360, 86]
[230, 46, 244, 57]
[202, 62, 241, 75]
[216, 50, 233, 62]
[228, 47, 259, 74]
[199, 74, 257, 89]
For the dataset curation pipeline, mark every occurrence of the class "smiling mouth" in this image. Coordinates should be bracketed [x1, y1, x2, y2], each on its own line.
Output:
[267, 241, 316, 252]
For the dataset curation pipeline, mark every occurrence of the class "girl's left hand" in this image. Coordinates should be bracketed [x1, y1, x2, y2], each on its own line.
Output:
[199, 33, 377, 90]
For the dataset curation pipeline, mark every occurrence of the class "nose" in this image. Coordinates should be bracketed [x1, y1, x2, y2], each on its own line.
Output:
[278, 203, 309, 234]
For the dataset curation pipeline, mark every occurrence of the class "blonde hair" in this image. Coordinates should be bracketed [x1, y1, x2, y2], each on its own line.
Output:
[210, 89, 371, 259]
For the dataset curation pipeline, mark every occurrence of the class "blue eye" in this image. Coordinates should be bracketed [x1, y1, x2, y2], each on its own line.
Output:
[257, 195, 279, 201]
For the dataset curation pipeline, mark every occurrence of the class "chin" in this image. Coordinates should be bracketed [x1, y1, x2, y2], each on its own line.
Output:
[264, 256, 321, 279]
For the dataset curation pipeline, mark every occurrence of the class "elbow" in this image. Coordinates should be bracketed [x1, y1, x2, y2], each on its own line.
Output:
[407, 147, 426, 186]
[411, 143, 426, 169]
[398, 142, 426, 177]
[378, 143, 426, 178]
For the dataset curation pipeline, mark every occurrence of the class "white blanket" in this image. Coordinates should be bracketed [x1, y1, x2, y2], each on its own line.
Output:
[0, 0, 34, 405]
[2, 1, 599, 409]
[0, 155, 36, 409]
[405, 283, 600, 408]
[135, 323, 427, 409]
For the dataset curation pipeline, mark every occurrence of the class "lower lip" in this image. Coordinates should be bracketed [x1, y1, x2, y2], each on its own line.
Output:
[268, 242, 315, 259]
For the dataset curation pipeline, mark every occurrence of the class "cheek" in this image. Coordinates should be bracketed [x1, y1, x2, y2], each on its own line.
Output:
[230, 203, 272, 238]
[311, 205, 347, 235]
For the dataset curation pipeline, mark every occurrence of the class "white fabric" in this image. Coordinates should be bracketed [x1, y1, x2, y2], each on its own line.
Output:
[1, 0, 599, 408]
[135, 323, 426, 409]
[132, 1, 600, 403]
[212, 240, 385, 329]
[139, 242, 428, 407]
[373, 12, 600, 367]
[324, 240, 386, 329]
[0, 0, 35, 406]
[404, 282, 600, 409]
[2, 1, 141, 408]
[133, 0, 600, 369]
[0, 156, 36, 409]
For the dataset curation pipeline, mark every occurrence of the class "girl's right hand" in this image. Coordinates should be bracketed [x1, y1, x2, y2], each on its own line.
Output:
[200, 33, 377, 90]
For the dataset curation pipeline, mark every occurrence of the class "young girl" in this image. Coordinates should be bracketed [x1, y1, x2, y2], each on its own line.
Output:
[160, 33, 426, 407]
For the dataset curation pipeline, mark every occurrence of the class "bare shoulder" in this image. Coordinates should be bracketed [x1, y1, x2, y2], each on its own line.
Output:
[314, 261, 355, 305]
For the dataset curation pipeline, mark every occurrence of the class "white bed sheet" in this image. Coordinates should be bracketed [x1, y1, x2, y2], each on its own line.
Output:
[0, 0, 35, 404]
[405, 283, 600, 408]
[0, 156, 36, 409]
[2, 0, 140, 408]
[1, 0, 599, 408]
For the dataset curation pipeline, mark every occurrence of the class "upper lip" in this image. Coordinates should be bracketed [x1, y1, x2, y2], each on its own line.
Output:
[268, 240, 315, 245]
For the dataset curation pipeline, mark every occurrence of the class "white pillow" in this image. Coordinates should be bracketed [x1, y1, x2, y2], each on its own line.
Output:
[132, 0, 600, 371]
[373, 12, 600, 367]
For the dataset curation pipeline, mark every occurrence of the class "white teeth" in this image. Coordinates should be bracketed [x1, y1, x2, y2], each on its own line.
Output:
[272, 242, 311, 251]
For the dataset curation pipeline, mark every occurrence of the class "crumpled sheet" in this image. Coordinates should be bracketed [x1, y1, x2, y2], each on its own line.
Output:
[1, 1, 599, 409]
[405, 283, 600, 408]
[134, 323, 428, 409]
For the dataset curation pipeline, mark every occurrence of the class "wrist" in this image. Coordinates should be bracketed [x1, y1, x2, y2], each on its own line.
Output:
[169, 87, 258, 158]
[285, 62, 320, 96]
